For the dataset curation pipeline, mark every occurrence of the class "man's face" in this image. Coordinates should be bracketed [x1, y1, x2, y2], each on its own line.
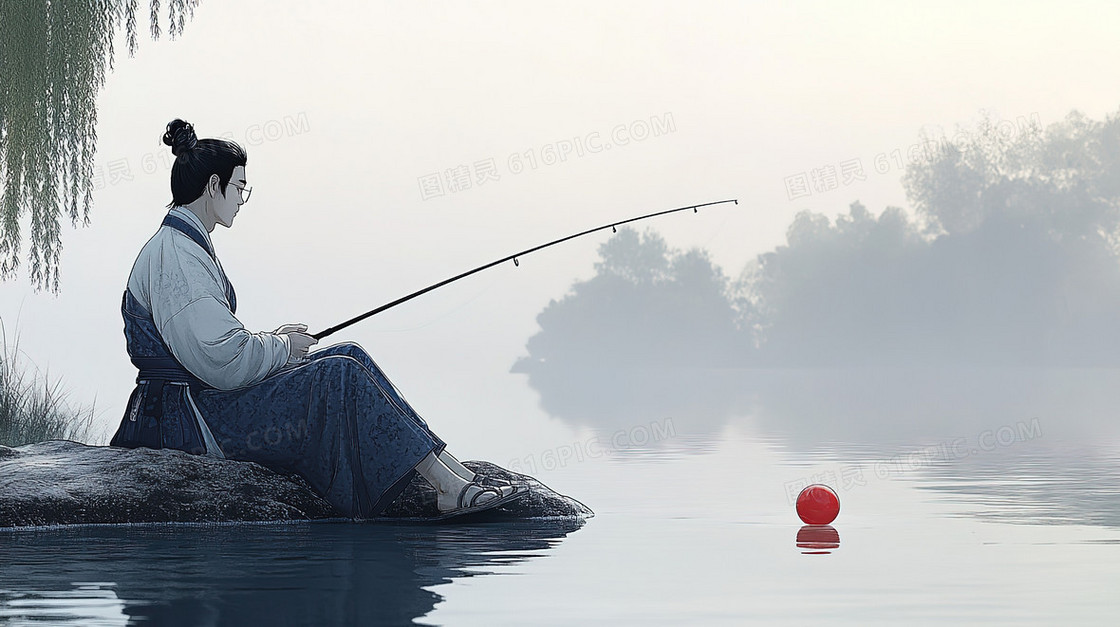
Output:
[210, 165, 248, 228]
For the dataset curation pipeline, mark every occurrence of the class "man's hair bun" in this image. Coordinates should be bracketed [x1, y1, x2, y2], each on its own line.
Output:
[161, 118, 248, 209]
[163, 119, 198, 157]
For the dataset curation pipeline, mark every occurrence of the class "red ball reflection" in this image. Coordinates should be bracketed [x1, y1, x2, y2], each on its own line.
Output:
[796, 484, 840, 524]
[796, 524, 841, 554]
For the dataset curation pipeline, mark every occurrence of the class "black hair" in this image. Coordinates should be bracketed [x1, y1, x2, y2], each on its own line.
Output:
[161, 119, 248, 209]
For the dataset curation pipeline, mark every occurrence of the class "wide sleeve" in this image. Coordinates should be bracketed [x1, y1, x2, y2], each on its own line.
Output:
[148, 236, 291, 391]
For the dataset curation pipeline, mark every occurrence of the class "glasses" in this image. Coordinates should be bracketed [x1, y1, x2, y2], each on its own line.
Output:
[228, 183, 252, 204]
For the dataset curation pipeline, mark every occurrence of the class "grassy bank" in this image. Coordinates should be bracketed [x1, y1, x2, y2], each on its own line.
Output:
[0, 321, 96, 448]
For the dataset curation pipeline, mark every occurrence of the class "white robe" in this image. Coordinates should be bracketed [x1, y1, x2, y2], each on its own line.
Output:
[126, 206, 294, 391]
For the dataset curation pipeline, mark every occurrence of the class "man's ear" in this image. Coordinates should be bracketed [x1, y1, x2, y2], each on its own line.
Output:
[208, 174, 220, 197]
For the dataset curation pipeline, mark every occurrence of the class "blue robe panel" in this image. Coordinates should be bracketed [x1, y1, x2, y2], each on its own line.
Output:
[194, 342, 447, 517]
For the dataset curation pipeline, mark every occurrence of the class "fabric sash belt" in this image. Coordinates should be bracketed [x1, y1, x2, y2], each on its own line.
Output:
[132, 356, 205, 383]
[131, 356, 210, 421]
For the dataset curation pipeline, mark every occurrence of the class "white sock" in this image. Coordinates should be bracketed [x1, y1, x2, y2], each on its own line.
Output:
[415, 451, 463, 493]
[416, 451, 439, 477]
[418, 450, 500, 512]
[439, 449, 476, 481]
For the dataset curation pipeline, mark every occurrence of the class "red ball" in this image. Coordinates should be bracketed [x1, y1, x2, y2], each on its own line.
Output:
[796, 484, 840, 524]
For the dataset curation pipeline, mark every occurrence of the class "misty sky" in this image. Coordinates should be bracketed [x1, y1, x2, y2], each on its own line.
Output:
[2, 1, 1119, 452]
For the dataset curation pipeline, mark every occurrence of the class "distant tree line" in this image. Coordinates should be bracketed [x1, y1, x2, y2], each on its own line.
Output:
[514, 108, 1120, 391]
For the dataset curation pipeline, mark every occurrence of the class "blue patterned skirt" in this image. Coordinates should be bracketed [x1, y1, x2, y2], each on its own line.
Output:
[189, 342, 446, 518]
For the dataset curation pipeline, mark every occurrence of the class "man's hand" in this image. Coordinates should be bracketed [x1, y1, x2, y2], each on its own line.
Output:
[275, 323, 309, 335]
[275, 323, 318, 360]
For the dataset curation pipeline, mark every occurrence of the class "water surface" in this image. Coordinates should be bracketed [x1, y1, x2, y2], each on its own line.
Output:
[3, 369, 1120, 625]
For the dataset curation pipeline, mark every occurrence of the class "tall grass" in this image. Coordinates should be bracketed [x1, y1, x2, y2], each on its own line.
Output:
[0, 320, 96, 448]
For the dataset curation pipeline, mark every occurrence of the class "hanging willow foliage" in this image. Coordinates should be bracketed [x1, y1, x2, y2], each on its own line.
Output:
[0, 0, 199, 293]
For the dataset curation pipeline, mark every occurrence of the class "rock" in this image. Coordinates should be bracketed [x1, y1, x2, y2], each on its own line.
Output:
[0, 440, 593, 528]
[0, 440, 335, 527]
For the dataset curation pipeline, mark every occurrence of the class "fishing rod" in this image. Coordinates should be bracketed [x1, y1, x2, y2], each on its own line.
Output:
[311, 198, 739, 340]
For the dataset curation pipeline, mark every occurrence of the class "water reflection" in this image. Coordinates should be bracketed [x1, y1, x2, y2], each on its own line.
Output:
[529, 366, 1120, 447]
[518, 366, 751, 436]
[795, 525, 840, 554]
[0, 583, 126, 627]
[0, 519, 584, 626]
[746, 368, 1120, 448]
[910, 441, 1120, 530]
[527, 365, 1120, 532]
